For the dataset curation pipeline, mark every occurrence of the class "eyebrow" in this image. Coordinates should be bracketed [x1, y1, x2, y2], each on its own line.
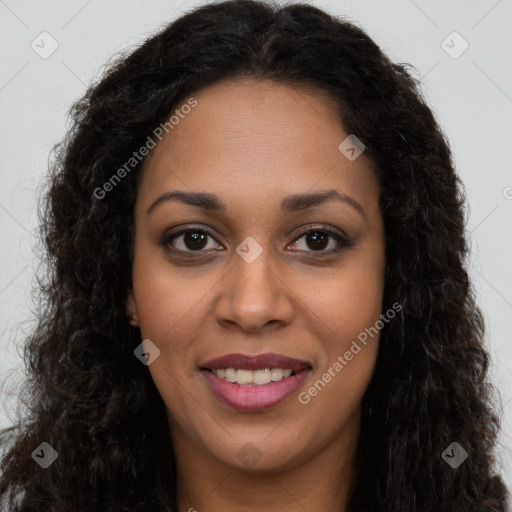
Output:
[146, 189, 367, 220]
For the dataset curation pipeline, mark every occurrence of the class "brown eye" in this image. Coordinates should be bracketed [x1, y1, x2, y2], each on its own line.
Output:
[303, 231, 329, 251]
[163, 228, 221, 253]
[180, 231, 209, 250]
[289, 227, 352, 254]
[161, 224, 352, 258]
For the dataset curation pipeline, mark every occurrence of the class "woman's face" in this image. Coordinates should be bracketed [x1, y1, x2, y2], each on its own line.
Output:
[126, 78, 385, 473]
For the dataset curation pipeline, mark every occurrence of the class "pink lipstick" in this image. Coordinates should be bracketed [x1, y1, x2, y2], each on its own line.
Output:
[200, 352, 312, 411]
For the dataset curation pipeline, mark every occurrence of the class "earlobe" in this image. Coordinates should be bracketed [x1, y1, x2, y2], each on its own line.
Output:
[126, 291, 140, 327]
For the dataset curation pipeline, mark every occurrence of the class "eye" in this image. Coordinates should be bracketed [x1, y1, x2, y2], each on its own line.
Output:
[162, 227, 222, 254]
[288, 226, 353, 255]
[161, 224, 352, 257]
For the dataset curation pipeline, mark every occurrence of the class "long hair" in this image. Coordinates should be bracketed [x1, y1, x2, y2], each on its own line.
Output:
[0, 0, 508, 510]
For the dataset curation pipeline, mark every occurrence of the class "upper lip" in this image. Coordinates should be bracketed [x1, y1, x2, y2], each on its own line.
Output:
[200, 352, 312, 372]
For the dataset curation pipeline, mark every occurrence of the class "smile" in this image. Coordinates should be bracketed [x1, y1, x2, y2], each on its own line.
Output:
[211, 367, 293, 385]
[200, 352, 312, 411]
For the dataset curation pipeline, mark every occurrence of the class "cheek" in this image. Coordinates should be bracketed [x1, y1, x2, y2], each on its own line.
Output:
[309, 251, 385, 347]
[300, 253, 384, 405]
[130, 247, 194, 374]
[131, 239, 207, 340]
[296, 274, 383, 429]
[131, 260, 205, 425]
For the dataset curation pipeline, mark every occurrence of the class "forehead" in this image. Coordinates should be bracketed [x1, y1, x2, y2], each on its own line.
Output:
[137, 78, 379, 218]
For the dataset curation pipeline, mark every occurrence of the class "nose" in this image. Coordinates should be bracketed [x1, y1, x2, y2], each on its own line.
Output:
[213, 246, 295, 334]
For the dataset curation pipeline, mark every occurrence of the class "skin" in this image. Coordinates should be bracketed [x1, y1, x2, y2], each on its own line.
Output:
[126, 78, 385, 512]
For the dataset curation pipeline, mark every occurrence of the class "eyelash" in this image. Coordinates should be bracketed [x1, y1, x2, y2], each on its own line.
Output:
[161, 224, 353, 258]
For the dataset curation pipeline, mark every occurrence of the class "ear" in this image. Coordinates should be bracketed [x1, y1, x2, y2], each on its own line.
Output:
[125, 290, 140, 327]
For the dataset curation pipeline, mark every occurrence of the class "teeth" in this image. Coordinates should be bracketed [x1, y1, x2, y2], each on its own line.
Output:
[253, 368, 271, 385]
[236, 369, 253, 385]
[212, 368, 294, 385]
[225, 368, 237, 382]
[270, 368, 283, 381]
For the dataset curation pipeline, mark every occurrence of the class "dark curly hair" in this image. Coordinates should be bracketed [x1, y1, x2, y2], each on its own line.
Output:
[0, 0, 508, 510]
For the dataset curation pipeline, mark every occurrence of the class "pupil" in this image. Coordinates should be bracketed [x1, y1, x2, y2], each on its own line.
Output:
[308, 232, 327, 250]
[182, 231, 328, 251]
[185, 232, 207, 250]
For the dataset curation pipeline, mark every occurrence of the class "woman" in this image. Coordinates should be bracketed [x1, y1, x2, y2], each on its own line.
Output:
[0, 0, 508, 510]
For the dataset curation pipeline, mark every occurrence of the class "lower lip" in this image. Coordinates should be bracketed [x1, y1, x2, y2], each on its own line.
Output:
[201, 369, 311, 411]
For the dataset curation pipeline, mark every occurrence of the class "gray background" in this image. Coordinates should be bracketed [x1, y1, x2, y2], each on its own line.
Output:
[1, 0, 511, 490]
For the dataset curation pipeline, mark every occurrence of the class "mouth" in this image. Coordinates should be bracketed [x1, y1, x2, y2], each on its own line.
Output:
[199, 352, 312, 411]
[202, 367, 300, 385]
